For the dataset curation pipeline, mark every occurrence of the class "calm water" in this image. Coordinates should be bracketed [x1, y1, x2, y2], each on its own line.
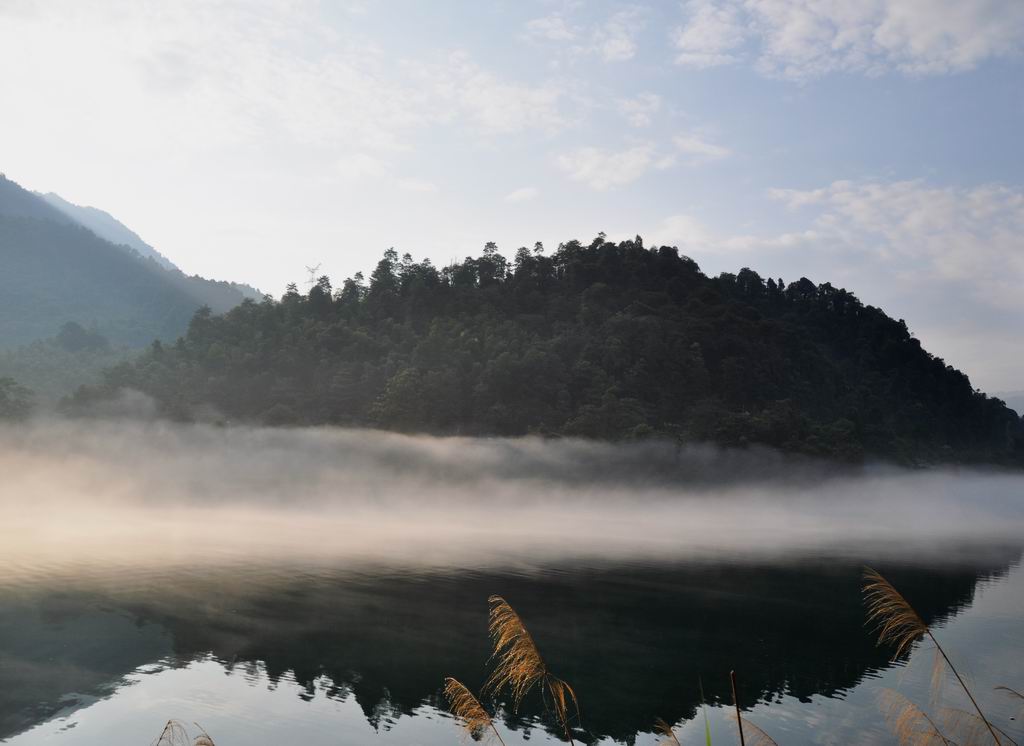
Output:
[1, 422, 1023, 745]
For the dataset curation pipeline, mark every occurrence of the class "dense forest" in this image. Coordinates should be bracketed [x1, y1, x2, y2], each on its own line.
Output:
[64, 236, 1023, 465]
[0, 174, 257, 348]
[0, 322, 133, 404]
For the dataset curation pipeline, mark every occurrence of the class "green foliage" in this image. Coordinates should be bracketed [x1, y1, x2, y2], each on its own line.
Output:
[67, 237, 1024, 465]
[0, 377, 32, 421]
[0, 325, 133, 404]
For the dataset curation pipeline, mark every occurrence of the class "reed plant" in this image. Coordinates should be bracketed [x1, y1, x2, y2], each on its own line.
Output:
[444, 677, 508, 745]
[864, 567, 1014, 746]
[151, 720, 214, 746]
[441, 595, 580, 745]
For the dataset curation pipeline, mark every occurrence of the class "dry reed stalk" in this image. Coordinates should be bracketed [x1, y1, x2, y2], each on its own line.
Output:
[444, 677, 508, 746]
[879, 689, 955, 746]
[192, 723, 215, 746]
[484, 595, 580, 745]
[655, 717, 682, 746]
[730, 671, 746, 746]
[151, 720, 215, 746]
[739, 717, 779, 746]
[864, 568, 1002, 746]
[152, 720, 191, 746]
[942, 708, 1019, 746]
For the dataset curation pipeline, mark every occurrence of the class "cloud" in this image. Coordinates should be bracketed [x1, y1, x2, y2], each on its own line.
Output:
[593, 8, 645, 62]
[558, 129, 731, 190]
[672, 0, 1024, 80]
[649, 179, 1024, 389]
[673, 132, 732, 161]
[768, 179, 1024, 310]
[408, 51, 568, 135]
[504, 186, 539, 203]
[616, 92, 662, 127]
[525, 6, 644, 63]
[556, 145, 657, 190]
[525, 14, 577, 42]
[672, 0, 748, 69]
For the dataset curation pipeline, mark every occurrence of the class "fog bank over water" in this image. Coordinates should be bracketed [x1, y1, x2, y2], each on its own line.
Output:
[1, 419, 1022, 574]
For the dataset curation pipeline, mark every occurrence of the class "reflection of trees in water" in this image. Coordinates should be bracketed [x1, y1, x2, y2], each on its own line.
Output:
[1, 546, 1020, 743]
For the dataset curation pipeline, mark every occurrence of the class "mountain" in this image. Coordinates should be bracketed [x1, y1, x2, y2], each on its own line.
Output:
[38, 192, 177, 270]
[998, 391, 1024, 417]
[0, 173, 259, 349]
[67, 238, 1024, 465]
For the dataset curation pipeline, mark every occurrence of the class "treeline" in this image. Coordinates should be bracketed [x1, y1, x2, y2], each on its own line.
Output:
[0, 322, 133, 406]
[66, 236, 1023, 464]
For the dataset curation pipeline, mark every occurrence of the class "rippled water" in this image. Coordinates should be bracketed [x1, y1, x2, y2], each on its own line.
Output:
[1, 421, 1022, 745]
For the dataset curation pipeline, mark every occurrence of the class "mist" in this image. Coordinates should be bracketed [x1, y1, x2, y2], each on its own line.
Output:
[1, 418, 1022, 577]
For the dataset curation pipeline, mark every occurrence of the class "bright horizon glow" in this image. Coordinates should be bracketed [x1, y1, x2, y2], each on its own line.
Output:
[0, 0, 1021, 390]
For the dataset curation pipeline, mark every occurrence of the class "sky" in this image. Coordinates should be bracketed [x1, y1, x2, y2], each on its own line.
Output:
[0, 0, 1022, 391]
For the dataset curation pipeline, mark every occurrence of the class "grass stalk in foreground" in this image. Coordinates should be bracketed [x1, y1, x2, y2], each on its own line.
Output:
[444, 677, 508, 746]
[864, 567, 1002, 746]
[151, 720, 214, 746]
[879, 688, 954, 746]
[483, 595, 580, 745]
[730, 670, 746, 746]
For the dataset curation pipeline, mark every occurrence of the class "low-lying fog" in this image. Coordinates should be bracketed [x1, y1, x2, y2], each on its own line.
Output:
[1, 419, 1022, 575]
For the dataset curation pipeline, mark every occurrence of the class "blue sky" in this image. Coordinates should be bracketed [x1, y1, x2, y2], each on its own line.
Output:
[0, 0, 1022, 391]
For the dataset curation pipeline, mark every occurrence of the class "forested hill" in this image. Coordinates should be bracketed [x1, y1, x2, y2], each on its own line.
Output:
[0, 174, 258, 348]
[69, 237, 1023, 465]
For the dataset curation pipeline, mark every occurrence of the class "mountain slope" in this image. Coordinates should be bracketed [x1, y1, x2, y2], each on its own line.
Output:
[38, 191, 176, 269]
[68, 238, 1024, 465]
[0, 174, 256, 348]
[998, 391, 1024, 417]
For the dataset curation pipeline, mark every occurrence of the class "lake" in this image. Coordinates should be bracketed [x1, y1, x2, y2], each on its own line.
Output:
[1, 421, 1022, 745]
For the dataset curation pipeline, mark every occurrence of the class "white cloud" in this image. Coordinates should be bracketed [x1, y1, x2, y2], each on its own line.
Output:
[672, 0, 1024, 80]
[556, 145, 657, 190]
[408, 52, 568, 135]
[768, 179, 1024, 310]
[650, 178, 1024, 389]
[673, 132, 732, 161]
[593, 8, 644, 62]
[672, 0, 748, 69]
[525, 14, 577, 42]
[558, 129, 732, 190]
[525, 6, 644, 63]
[504, 186, 539, 203]
[616, 92, 662, 127]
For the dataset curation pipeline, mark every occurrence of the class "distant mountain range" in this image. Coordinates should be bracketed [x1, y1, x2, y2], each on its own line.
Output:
[0, 173, 260, 348]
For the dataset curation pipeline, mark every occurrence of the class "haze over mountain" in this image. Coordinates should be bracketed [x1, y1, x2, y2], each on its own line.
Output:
[0, 173, 259, 349]
[37, 191, 177, 270]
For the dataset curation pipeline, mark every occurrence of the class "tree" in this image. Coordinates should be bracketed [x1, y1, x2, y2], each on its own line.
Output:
[0, 377, 32, 421]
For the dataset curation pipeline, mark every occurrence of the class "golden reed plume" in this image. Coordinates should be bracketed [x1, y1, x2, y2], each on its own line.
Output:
[484, 595, 580, 744]
[864, 568, 1002, 746]
[863, 568, 929, 659]
[655, 717, 682, 746]
[443, 677, 507, 746]
[879, 689, 954, 746]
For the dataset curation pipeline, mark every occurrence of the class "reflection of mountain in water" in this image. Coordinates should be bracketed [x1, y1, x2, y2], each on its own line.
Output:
[1, 545, 1020, 742]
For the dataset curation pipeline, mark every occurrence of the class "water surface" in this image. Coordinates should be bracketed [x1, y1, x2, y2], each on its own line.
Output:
[1, 421, 1022, 744]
